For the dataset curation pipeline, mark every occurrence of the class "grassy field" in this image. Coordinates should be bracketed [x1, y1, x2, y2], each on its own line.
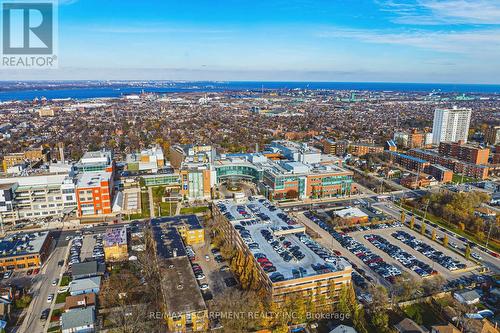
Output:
[452, 174, 479, 184]
[402, 203, 500, 254]
[159, 202, 177, 216]
[59, 276, 71, 287]
[55, 291, 69, 304]
[180, 206, 209, 214]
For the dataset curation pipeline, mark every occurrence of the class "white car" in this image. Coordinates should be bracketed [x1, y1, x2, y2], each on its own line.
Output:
[58, 287, 69, 293]
[51, 279, 58, 286]
[199, 283, 209, 291]
[471, 253, 482, 260]
[205, 255, 210, 261]
[46, 294, 54, 303]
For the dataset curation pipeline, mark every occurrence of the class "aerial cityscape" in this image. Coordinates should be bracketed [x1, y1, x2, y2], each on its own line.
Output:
[0, 1, 499, 333]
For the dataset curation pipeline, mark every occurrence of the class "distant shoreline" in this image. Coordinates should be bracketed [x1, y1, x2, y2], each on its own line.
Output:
[1, 81, 500, 101]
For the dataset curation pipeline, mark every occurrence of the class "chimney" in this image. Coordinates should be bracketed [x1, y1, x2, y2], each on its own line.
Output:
[58, 142, 65, 163]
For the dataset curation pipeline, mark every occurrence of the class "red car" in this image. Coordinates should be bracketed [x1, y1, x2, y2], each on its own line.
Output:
[257, 258, 269, 263]
[33, 268, 40, 275]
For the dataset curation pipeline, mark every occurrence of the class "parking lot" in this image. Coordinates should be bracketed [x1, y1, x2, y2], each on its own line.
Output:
[349, 226, 475, 281]
[296, 211, 476, 289]
[189, 240, 236, 303]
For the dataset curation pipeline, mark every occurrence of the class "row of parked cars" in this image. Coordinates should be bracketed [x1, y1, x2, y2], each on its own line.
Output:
[261, 229, 304, 262]
[186, 245, 196, 261]
[92, 235, 105, 261]
[392, 231, 466, 271]
[69, 236, 83, 267]
[304, 211, 401, 283]
[191, 263, 209, 291]
[341, 222, 402, 233]
[254, 252, 278, 274]
[297, 234, 336, 263]
[364, 234, 437, 277]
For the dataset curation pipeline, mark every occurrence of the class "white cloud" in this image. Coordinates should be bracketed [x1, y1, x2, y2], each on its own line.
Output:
[380, 0, 500, 25]
[318, 27, 500, 55]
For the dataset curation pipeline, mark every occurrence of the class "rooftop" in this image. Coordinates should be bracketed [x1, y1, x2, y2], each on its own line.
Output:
[215, 197, 350, 281]
[389, 151, 429, 164]
[151, 223, 186, 259]
[76, 171, 111, 188]
[104, 226, 127, 247]
[159, 256, 207, 314]
[61, 306, 95, 331]
[334, 207, 369, 219]
[0, 231, 49, 259]
[69, 276, 101, 294]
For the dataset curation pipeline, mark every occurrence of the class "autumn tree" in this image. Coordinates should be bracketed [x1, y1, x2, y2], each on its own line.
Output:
[465, 244, 471, 260]
[443, 234, 449, 247]
[431, 229, 437, 241]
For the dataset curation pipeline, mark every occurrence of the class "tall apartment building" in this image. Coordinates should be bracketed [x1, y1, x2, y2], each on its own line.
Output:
[213, 197, 352, 305]
[438, 141, 489, 165]
[432, 107, 472, 145]
[485, 126, 500, 145]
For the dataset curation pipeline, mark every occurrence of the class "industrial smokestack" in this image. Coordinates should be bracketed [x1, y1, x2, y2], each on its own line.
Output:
[58, 142, 65, 163]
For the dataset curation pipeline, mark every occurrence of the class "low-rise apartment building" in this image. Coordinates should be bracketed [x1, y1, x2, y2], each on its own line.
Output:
[438, 141, 489, 165]
[349, 143, 384, 157]
[75, 172, 113, 217]
[103, 226, 128, 262]
[408, 149, 489, 180]
[388, 151, 430, 172]
[150, 219, 208, 333]
[0, 231, 51, 271]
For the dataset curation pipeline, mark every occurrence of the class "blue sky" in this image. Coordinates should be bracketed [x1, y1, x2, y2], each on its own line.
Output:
[4, 0, 500, 83]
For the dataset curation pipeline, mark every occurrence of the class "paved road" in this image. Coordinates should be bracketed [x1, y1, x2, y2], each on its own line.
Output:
[20, 237, 69, 333]
[374, 202, 499, 274]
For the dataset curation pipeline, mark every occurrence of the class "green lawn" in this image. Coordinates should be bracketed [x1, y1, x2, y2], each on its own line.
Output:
[55, 291, 69, 304]
[59, 276, 71, 287]
[402, 203, 500, 254]
[180, 206, 209, 214]
[47, 326, 61, 333]
[159, 202, 177, 216]
[452, 174, 479, 184]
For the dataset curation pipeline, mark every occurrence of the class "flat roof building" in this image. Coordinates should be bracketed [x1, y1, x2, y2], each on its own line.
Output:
[150, 218, 208, 332]
[103, 226, 128, 262]
[0, 231, 51, 271]
[213, 196, 352, 305]
[75, 171, 113, 217]
[432, 107, 472, 145]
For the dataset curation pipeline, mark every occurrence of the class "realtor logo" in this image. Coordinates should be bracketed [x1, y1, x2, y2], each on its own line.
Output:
[1, 0, 58, 68]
